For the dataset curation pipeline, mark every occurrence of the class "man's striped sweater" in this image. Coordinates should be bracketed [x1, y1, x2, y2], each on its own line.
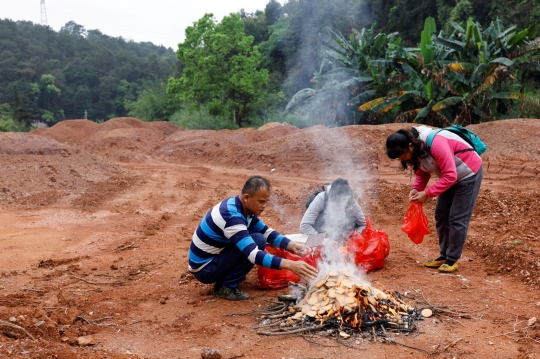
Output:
[188, 196, 291, 272]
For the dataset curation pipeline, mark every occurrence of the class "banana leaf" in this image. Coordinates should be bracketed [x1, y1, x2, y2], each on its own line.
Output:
[319, 32, 347, 54]
[324, 49, 354, 67]
[471, 63, 487, 85]
[370, 91, 419, 113]
[473, 24, 483, 44]
[447, 71, 469, 87]
[348, 90, 377, 105]
[373, 33, 387, 52]
[507, 28, 530, 49]
[492, 92, 524, 99]
[284, 88, 318, 114]
[450, 21, 466, 34]
[490, 57, 513, 66]
[426, 80, 433, 101]
[359, 97, 385, 111]
[432, 97, 462, 111]
[414, 100, 435, 121]
[421, 43, 434, 65]
[448, 62, 475, 72]
[528, 24, 539, 39]
[369, 59, 398, 69]
[421, 30, 433, 46]
[424, 17, 437, 34]
[434, 37, 466, 54]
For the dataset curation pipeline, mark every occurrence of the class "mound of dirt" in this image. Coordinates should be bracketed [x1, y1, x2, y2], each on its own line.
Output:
[0, 132, 136, 209]
[33, 117, 183, 162]
[467, 187, 540, 285]
[146, 121, 184, 135]
[155, 124, 403, 178]
[31, 119, 100, 146]
[470, 119, 540, 160]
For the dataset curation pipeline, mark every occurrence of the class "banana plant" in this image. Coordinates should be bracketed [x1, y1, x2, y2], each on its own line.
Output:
[358, 17, 540, 125]
[284, 24, 399, 125]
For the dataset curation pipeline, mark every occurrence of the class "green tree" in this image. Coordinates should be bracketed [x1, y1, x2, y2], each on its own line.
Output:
[446, 0, 475, 34]
[0, 103, 14, 132]
[14, 88, 35, 129]
[167, 13, 269, 127]
[125, 79, 179, 121]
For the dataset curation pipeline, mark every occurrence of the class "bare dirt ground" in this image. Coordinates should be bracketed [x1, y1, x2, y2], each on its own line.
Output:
[1, 117, 540, 358]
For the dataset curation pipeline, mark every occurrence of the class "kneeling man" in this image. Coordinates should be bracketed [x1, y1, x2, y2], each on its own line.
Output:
[188, 176, 318, 300]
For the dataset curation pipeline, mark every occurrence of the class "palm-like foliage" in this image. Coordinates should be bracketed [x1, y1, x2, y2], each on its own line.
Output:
[284, 25, 400, 125]
[359, 17, 540, 125]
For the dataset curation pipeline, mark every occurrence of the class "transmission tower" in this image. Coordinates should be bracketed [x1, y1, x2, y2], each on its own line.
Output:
[40, 0, 48, 26]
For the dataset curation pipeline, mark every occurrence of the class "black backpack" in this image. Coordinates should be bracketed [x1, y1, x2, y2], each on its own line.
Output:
[305, 183, 331, 208]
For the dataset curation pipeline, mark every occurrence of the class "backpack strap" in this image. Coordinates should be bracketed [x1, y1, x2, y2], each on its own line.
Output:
[426, 128, 475, 156]
[425, 129, 443, 155]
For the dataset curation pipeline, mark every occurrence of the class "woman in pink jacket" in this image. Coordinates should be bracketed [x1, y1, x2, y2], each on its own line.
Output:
[385, 126, 483, 273]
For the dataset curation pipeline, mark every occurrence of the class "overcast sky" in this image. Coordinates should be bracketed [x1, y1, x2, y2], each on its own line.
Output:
[1, 0, 282, 49]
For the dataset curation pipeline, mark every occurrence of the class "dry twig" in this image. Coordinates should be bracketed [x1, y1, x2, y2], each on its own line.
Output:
[124, 320, 148, 326]
[258, 324, 327, 336]
[443, 337, 463, 350]
[22, 287, 44, 293]
[71, 275, 125, 286]
[0, 320, 35, 341]
[116, 242, 138, 252]
[384, 337, 433, 355]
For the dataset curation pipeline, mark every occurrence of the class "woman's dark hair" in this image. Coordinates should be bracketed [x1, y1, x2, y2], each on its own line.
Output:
[327, 178, 353, 201]
[385, 127, 426, 171]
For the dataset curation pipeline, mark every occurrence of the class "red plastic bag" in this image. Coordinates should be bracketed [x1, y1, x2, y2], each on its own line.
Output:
[343, 217, 390, 273]
[257, 246, 322, 289]
[401, 202, 430, 244]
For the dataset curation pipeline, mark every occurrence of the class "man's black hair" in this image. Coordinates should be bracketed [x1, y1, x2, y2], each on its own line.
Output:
[241, 176, 271, 195]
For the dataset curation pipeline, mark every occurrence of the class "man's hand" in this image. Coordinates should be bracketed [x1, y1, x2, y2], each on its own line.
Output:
[287, 241, 312, 256]
[280, 259, 318, 280]
[410, 190, 428, 203]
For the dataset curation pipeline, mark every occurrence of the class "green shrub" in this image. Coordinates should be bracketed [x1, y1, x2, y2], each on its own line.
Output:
[516, 93, 540, 119]
[169, 106, 239, 130]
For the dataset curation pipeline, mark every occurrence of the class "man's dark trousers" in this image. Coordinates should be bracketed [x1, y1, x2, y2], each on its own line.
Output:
[192, 232, 266, 289]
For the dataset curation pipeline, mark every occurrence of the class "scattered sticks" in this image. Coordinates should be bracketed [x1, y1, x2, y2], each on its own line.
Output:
[499, 294, 535, 303]
[384, 337, 434, 356]
[22, 287, 44, 293]
[116, 242, 138, 252]
[0, 320, 35, 341]
[258, 324, 328, 336]
[71, 275, 125, 286]
[443, 337, 463, 350]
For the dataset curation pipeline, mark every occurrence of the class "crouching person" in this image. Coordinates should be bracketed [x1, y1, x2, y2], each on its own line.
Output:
[188, 176, 318, 300]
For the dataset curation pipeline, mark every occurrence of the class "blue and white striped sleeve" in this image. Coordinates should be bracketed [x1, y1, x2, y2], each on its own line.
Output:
[249, 216, 291, 250]
[226, 217, 282, 269]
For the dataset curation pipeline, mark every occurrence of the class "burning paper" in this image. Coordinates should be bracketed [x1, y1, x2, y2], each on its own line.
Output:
[289, 269, 415, 331]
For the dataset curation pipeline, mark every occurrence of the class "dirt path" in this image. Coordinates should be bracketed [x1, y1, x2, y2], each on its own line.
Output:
[1, 118, 539, 358]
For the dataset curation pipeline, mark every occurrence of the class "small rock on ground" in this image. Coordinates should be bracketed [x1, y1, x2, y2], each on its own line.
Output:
[77, 335, 96, 346]
[201, 347, 222, 359]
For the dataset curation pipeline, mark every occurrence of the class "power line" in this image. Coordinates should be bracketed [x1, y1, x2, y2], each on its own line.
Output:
[40, 0, 48, 26]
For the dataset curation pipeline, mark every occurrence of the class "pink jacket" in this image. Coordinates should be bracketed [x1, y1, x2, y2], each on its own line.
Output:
[412, 126, 483, 198]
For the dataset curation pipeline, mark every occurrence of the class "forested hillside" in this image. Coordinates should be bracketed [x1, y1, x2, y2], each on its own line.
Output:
[1, 0, 539, 131]
[0, 19, 176, 128]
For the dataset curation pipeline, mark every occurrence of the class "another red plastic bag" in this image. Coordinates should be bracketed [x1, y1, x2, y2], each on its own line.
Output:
[257, 246, 321, 289]
[343, 217, 390, 273]
[401, 202, 430, 244]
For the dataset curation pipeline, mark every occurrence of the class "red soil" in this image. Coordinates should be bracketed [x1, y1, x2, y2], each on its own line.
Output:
[0, 118, 539, 358]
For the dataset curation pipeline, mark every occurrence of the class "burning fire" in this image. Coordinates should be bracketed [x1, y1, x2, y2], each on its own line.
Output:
[278, 269, 417, 334]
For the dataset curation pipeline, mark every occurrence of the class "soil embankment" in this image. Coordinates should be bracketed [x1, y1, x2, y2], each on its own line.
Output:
[0, 118, 538, 358]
